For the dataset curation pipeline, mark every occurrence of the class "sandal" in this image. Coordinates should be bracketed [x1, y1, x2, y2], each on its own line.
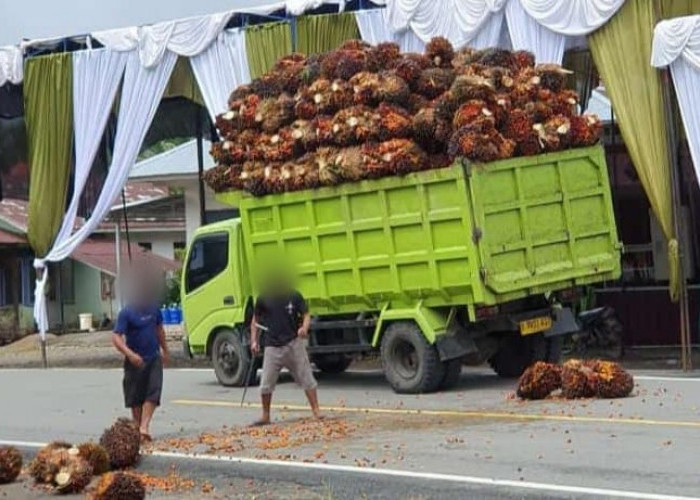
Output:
[249, 419, 270, 427]
[140, 432, 153, 442]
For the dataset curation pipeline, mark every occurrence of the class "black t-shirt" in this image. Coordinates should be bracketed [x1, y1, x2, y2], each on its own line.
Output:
[254, 290, 308, 347]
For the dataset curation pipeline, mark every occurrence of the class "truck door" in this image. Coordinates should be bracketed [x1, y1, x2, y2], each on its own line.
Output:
[182, 231, 235, 343]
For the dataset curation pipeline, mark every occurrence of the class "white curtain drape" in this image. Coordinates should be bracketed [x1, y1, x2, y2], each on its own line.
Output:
[0, 45, 23, 85]
[518, 0, 625, 36]
[33, 50, 177, 336]
[652, 16, 700, 190]
[378, 0, 507, 49]
[190, 28, 251, 122]
[93, 11, 234, 68]
[506, 0, 567, 63]
[354, 9, 425, 52]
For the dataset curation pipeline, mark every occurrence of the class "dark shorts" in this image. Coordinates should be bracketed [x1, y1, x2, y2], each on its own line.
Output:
[123, 356, 163, 408]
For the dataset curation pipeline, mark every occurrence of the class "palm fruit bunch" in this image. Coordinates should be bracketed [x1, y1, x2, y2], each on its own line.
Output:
[100, 418, 140, 469]
[517, 361, 562, 400]
[93, 472, 146, 500]
[0, 446, 22, 484]
[590, 360, 634, 398]
[52, 448, 93, 494]
[207, 37, 602, 196]
[29, 441, 72, 483]
[78, 442, 111, 475]
[560, 359, 599, 399]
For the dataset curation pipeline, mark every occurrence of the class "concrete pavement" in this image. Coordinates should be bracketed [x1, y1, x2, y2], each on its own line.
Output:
[1, 367, 699, 499]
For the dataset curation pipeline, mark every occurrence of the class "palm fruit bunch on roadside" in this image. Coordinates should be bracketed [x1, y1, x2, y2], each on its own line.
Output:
[99, 418, 141, 469]
[29, 443, 93, 494]
[93, 472, 146, 500]
[560, 359, 599, 399]
[207, 37, 602, 196]
[0, 446, 22, 484]
[589, 360, 634, 398]
[516, 361, 562, 400]
[78, 442, 111, 476]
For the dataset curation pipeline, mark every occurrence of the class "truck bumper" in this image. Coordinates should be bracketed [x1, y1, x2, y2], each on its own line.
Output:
[484, 307, 580, 338]
[182, 336, 193, 359]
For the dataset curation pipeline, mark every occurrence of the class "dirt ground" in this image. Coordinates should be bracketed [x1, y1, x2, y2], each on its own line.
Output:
[0, 330, 697, 370]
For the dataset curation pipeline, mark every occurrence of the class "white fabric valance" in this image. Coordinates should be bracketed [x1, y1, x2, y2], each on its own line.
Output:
[518, 0, 626, 36]
[190, 28, 251, 122]
[379, 0, 507, 48]
[93, 11, 234, 68]
[651, 16, 700, 70]
[354, 9, 425, 53]
[651, 16, 700, 194]
[506, 0, 567, 63]
[0, 45, 23, 85]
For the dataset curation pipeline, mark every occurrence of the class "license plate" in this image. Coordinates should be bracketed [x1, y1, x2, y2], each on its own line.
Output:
[519, 316, 553, 336]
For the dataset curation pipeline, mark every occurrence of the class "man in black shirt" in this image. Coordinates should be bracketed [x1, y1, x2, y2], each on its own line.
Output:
[251, 280, 320, 425]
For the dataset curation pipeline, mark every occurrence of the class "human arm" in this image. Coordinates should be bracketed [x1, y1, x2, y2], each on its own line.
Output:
[112, 332, 144, 368]
[297, 313, 311, 338]
[250, 314, 260, 355]
[155, 308, 169, 365]
[295, 292, 311, 338]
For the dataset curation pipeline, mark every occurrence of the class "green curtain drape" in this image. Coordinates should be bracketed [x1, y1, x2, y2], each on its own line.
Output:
[24, 53, 73, 258]
[588, 0, 679, 300]
[297, 12, 360, 55]
[245, 22, 293, 79]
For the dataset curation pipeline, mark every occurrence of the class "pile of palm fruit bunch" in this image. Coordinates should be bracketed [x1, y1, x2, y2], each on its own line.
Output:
[517, 359, 634, 400]
[205, 37, 602, 196]
[0, 446, 23, 485]
[24, 418, 142, 495]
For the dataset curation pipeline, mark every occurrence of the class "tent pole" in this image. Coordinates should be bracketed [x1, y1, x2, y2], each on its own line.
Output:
[121, 189, 132, 262]
[196, 108, 206, 226]
[661, 69, 692, 371]
[115, 223, 122, 311]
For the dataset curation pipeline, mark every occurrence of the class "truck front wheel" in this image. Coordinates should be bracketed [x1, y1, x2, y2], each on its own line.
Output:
[212, 330, 257, 387]
[381, 322, 445, 394]
[312, 354, 353, 374]
[489, 333, 560, 378]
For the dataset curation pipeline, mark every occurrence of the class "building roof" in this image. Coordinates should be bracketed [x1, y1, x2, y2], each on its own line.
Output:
[70, 240, 180, 277]
[130, 139, 215, 181]
[0, 227, 26, 244]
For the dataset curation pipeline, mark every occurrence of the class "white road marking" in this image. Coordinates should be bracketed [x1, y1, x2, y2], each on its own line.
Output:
[634, 375, 700, 382]
[1, 440, 696, 500]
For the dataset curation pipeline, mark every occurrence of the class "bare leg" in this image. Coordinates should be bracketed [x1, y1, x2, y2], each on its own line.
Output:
[131, 406, 142, 427]
[304, 388, 322, 419]
[139, 400, 157, 437]
[260, 393, 272, 424]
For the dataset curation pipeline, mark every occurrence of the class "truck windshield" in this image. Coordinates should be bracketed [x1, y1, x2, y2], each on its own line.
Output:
[185, 233, 229, 293]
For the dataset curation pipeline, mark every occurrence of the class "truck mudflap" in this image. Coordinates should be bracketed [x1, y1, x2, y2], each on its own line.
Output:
[545, 307, 580, 338]
[435, 330, 478, 362]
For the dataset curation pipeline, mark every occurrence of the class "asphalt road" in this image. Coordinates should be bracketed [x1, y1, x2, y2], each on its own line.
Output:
[1, 366, 699, 499]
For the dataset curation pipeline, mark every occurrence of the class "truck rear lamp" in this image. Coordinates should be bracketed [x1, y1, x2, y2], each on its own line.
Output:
[475, 305, 499, 320]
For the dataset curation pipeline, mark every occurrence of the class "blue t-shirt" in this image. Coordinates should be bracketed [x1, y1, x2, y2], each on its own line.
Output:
[115, 304, 163, 362]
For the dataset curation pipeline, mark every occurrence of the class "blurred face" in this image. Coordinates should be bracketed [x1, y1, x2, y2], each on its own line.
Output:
[123, 266, 162, 307]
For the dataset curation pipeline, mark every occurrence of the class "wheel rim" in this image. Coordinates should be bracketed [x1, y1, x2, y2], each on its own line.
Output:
[391, 339, 419, 379]
[217, 340, 240, 376]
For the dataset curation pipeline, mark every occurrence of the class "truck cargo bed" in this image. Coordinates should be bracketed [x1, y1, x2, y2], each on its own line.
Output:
[216, 146, 621, 314]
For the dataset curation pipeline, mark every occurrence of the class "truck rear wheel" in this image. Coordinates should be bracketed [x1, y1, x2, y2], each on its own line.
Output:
[488, 333, 548, 378]
[212, 330, 257, 387]
[381, 322, 445, 394]
[312, 354, 353, 374]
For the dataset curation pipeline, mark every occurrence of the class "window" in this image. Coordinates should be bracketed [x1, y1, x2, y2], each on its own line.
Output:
[185, 233, 229, 294]
[205, 209, 239, 223]
[20, 257, 35, 306]
[138, 242, 152, 251]
[48, 261, 75, 304]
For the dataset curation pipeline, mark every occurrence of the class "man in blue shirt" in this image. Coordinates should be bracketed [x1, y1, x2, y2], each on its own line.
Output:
[112, 271, 169, 442]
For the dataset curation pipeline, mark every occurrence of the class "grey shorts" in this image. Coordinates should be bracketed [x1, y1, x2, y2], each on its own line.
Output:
[260, 337, 317, 395]
[123, 356, 163, 408]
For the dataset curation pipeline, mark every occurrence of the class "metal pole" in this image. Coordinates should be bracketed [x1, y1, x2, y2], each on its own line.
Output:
[661, 69, 692, 371]
[115, 222, 122, 311]
[57, 262, 65, 334]
[196, 108, 207, 227]
[121, 189, 132, 262]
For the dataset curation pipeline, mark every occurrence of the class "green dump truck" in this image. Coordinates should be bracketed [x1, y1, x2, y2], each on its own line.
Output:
[181, 145, 621, 393]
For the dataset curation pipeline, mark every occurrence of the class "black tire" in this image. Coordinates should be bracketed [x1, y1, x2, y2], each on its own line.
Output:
[212, 329, 257, 387]
[313, 354, 353, 374]
[488, 334, 547, 378]
[381, 322, 445, 394]
[439, 359, 462, 390]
